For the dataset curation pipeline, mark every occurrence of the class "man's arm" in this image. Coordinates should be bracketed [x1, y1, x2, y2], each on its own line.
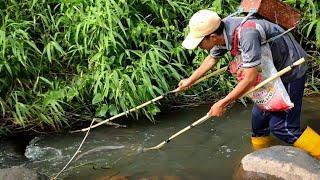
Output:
[209, 27, 262, 116]
[222, 67, 258, 105]
[174, 55, 218, 92]
[188, 55, 218, 84]
[209, 67, 258, 116]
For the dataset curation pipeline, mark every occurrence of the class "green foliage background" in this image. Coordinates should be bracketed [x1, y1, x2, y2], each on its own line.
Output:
[0, 0, 319, 134]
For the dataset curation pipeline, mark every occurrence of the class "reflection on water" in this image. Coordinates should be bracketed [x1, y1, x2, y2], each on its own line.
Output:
[0, 97, 319, 179]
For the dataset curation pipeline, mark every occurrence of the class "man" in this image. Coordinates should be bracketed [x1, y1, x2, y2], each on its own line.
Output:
[174, 9, 320, 159]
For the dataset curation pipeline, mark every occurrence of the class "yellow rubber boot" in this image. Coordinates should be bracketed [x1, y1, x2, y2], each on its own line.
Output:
[294, 126, 320, 159]
[251, 136, 273, 150]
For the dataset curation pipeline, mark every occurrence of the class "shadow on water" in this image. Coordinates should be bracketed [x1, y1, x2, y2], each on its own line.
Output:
[0, 97, 319, 179]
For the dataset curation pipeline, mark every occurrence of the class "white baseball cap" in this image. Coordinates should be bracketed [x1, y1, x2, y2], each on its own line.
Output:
[182, 10, 221, 49]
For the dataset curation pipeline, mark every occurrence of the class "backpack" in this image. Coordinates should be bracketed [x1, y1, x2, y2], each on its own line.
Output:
[229, 20, 294, 111]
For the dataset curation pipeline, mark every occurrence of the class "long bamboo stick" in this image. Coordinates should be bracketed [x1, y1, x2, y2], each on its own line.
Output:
[52, 118, 96, 179]
[143, 58, 305, 151]
[243, 58, 305, 96]
[143, 114, 211, 151]
[71, 66, 228, 133]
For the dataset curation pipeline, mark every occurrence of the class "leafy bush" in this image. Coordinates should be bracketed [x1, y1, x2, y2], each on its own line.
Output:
[0, 0, 318, 134]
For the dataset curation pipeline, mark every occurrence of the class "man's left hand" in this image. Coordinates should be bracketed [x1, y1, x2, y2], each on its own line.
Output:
[208, 100, 227, 117]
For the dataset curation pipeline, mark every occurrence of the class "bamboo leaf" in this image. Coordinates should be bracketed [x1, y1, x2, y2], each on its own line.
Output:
[75, 24, 81, 45]
[52, 41, 65, 55]
[103, 74, 110, 97]
[306, 20, 317, 37]
[0, 30, 6, 58]
[91, 52, 102, 63]
[45, 43, 52, 63]
[25, 40, 41, 54]
[167, 65, 181, 80]
[4, 62, 12, 76]
[0, 98, 5, 116]
[96, 104, 108, 117]
[67, 88, 78, 102]
[39, 77, 53, 88]
[123, 74, 136, 94]
[109, 104, 118, 116]
[316, 21, 320, 46]
[92, 93, 103, 105]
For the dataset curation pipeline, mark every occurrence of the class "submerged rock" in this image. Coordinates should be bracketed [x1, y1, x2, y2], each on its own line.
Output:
[0, 142, 26, 168]
[234, 146, 320, 180]
[24, 137, 63, 162]
[0, 166, 48, 180]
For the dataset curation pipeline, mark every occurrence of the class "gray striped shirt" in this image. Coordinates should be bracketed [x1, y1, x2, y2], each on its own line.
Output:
[210, 17, 307, 83]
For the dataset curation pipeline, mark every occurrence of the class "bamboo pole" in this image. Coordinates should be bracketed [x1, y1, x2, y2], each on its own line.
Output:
[243, 58, 305, 96]
[143, 58, 305, 151]
[52, 118, 96, 179]
[71, 66, 228, 133]
[143, 114, 211, 151]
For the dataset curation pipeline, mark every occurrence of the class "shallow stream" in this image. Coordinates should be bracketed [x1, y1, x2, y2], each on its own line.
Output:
[1, 97, 319, 179]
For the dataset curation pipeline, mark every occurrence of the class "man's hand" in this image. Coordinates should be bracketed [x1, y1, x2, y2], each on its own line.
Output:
[208, 67, 258, 117]
[208, 100, 227, 117]
[172, 55, 217, 93]
[172, 78, 193, 93]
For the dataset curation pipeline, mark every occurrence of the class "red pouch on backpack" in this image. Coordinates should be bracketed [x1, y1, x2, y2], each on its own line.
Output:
[229, 55, 294, 111]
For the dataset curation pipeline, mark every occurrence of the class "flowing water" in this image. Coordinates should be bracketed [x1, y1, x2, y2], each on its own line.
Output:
[1, 97, 320, 179]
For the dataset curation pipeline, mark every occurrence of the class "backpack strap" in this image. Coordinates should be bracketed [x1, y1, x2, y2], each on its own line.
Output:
[262, 26, 296, 45]
[230, 20, 295, 57]
[228, 12, 296, 56]
[231, 21, 263, 57]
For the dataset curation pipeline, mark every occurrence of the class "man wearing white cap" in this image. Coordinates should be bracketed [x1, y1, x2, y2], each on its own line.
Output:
[173, 9, 320, 159]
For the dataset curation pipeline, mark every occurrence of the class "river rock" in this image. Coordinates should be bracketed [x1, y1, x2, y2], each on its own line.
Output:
[234, 145, 320, 180]
[0, 141, 27, 168]
[0, 166, 48, 180]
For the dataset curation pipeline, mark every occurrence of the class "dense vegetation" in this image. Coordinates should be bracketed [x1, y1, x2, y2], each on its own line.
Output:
[0, 0, 319, 135]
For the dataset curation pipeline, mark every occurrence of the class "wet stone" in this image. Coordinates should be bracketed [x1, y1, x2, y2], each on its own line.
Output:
[0, 141, 27, 168]
[234, 145, 320, 180]
[0, 166, 48, 180]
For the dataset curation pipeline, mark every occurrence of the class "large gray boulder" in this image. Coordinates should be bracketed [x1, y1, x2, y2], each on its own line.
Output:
[234, 146, 320, 180]
[0, 166, 48, 180]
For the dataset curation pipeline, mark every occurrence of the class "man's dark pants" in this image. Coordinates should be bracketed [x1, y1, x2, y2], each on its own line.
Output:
[251, 75, 306, 144]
